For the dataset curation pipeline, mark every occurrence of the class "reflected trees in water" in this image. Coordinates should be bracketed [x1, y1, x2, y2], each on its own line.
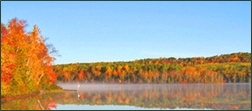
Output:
[1, 83, 250, 110]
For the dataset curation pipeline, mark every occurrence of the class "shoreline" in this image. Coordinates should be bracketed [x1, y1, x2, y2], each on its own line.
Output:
[1, 89, 77, 104]
[1, 84, 64, 104]
[1, 91, 40, 104]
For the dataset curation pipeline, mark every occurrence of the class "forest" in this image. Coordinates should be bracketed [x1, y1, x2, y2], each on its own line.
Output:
[53, 52, 251, 84]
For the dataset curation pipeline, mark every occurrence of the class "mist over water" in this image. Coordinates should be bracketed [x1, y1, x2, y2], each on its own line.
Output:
[57, 83, 251, 92]
[55, 83, 250, 110]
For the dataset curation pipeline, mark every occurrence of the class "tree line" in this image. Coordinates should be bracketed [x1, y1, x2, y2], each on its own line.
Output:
[53, 52, 251, 83]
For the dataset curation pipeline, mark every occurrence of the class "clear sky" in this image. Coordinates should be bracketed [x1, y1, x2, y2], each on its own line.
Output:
[1, 1, 251, 65]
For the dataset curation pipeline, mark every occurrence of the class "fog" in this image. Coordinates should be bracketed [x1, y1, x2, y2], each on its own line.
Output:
[57, 83, 251, 93]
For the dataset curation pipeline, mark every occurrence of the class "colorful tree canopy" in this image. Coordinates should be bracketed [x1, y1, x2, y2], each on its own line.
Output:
[53, 52, 251, 84]
[1, 18, 57, 95]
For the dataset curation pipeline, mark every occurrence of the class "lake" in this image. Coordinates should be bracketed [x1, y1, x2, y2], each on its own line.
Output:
[1, 83, 251, 110]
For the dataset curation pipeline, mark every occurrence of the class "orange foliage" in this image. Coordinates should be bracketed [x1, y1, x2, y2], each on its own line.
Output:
[78, 70, 84, 81]
[1, 18, 57, 94]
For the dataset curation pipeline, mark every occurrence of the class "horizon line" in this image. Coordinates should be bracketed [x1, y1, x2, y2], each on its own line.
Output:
[52, 51, 251, 65]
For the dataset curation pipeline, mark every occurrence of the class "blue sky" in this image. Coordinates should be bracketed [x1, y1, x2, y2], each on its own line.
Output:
[1, 1, 251, 64]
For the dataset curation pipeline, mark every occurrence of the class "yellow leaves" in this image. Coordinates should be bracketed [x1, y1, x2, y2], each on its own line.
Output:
[183, 67, 196, 75]
[95, 65, 101, 71]
[1, 82, 10, 95]
[63, 72, 70, 82]
[117, 65, 122, 71]
[105, 67, 112, 75]
[123, 64, 130, 71]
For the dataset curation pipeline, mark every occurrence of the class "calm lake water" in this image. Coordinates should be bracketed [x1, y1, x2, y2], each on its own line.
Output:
[1, 83, 251, 110]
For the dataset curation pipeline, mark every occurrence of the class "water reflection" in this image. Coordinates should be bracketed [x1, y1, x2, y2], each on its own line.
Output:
[1, 83, 251, 110]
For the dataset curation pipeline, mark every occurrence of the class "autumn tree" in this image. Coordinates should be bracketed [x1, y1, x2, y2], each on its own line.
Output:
[1, 18, 58, 95]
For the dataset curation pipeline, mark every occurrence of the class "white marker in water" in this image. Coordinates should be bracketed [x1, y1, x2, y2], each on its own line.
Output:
[77, 82, 80, 91]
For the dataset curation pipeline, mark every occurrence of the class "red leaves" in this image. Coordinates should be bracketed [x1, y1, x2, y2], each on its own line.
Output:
[2, 74, 12, 84]
[1, 53, 16, 84]
[45, 66, 57, 84]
